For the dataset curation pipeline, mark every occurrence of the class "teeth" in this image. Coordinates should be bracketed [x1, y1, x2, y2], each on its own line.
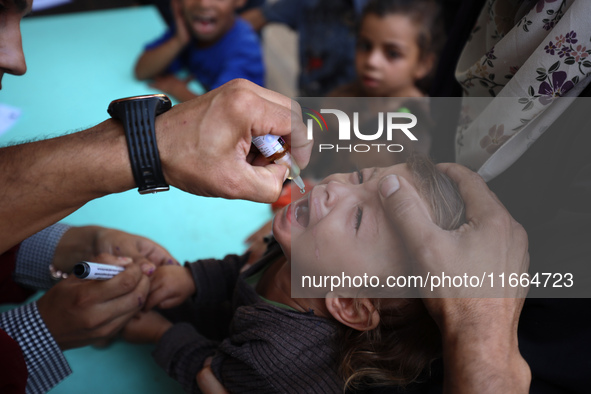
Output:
[194, 16, 214, 23]
[295, 203, 310, 227]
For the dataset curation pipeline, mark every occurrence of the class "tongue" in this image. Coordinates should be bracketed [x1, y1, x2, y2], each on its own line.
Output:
[194, 20, 215, 34]
[295, 205, 310, 227]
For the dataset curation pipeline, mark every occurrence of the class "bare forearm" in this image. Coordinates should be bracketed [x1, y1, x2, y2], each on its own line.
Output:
[0, 120, 133, 253]
[441, 317, 531, 393]
[135, 37, 186, 80]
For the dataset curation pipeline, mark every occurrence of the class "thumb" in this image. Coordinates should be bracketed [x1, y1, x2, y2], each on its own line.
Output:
[378, 174, 443, 257]
[244, 164, 289, 203]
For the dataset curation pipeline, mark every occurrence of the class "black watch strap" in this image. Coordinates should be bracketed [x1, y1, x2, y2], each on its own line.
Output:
[108, 95, 171, 194]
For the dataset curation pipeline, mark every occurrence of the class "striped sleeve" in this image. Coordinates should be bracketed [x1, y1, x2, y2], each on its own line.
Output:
[0, 302, 72, 394]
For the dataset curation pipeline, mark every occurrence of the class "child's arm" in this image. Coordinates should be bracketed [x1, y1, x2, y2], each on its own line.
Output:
[186, 254, 245, 307]
[150, 75, 199, 103]
[134, 0, 190, 80]
[122, 313, 221, 393]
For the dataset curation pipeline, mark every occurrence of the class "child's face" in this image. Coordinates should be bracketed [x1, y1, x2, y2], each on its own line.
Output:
[180, 0, 242, 44]
[0, 0, 30, 89]
[273, 164, 420, 280]
[355, 13, 429, 97]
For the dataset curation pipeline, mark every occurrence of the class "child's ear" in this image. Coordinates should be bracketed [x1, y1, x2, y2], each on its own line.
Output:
[414, 53, 436, 81]
[325, 295, 380, 331]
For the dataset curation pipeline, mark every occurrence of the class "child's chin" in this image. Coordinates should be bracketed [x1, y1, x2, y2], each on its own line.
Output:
[191, 29, 221, 43]
[272, 215, 292, 250]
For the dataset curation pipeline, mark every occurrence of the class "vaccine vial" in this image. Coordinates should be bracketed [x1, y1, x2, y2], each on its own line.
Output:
[252, 135, 306, 194]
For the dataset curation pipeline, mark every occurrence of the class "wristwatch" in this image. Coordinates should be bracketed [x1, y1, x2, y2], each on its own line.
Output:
[107, 94, 172, 194]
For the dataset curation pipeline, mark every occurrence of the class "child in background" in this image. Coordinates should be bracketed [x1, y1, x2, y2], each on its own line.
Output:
[122, 155, 465, 393]
[242, 0, 369, 96]
[135, 0, 265, 102]
[330, 0, 445, 98]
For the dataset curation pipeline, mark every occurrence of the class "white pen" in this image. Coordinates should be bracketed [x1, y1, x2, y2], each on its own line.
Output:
[73, 261, 125, 280]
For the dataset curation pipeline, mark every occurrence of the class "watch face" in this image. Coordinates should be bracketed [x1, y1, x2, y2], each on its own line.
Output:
[107, 94, 172, 118]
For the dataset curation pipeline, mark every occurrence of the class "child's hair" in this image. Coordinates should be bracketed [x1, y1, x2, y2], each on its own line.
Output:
[360, 0, 446, 93]
[336, 154, 466, 390]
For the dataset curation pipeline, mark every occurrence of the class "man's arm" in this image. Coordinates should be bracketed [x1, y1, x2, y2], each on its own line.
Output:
[440, 299, 530, 394]
[0, 119, 132, 254]
[0, 79, 311, 255]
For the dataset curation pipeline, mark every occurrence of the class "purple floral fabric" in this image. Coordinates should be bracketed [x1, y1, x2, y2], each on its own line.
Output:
[454, 0, 591, 179]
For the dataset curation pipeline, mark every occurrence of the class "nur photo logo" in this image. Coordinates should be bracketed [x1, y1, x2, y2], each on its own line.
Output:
[303, 106, 418, 153]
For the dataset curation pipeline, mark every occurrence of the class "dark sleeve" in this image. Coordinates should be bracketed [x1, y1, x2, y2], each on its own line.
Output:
[0, 329, 27, 394]
[0, 303, 72, 393]
[185, 254, 246, 307]
[153, 322, 220, 394]
[0, 245, 34, 304]
[210, 306, 343, 393]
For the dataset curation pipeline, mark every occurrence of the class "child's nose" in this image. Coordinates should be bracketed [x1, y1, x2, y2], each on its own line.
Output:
[196, 0, 215, 8]
[325, 181, 354, 205]
[365, 49, 383, 68]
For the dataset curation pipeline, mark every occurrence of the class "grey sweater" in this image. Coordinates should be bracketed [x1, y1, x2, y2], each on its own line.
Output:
[152, 243, 344, 393]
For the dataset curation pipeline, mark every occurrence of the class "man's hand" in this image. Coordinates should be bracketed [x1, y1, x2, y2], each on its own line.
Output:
[37, 255, 151, 350]
[156, 79, 312, 203]
[52, 226, 178, 274]
[378, 163, 531, 393]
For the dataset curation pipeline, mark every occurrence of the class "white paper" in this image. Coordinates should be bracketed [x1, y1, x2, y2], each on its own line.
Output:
[0, 104, 22, 137]
[32, 0, 72, 11]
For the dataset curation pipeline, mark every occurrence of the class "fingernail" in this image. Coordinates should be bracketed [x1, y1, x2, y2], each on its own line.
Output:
[166, 259, 174, 265]
[379, 175, 400, 198]
[283, 168, 290, 182]
[117, 256, 133, 265]
[141, 263, 156, 275]
[138, 297, 143, 307]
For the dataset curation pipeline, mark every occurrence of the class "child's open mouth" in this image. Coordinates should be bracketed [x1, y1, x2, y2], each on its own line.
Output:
[294, 195, 310, 228]
[192, 15, 217, 36]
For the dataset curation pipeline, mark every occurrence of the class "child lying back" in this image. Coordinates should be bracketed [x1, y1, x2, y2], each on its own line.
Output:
[123, 154, 465, 393]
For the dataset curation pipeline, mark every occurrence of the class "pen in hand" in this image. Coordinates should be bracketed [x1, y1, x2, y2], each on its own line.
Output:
[73, 261, 125, 280]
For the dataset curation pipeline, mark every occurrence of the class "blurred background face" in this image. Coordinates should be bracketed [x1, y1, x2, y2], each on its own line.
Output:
[0, 0, 30, 89]
[273, 164, 419, 281]
[180, 0, 241, 44]
[355, 13, 425, 97]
